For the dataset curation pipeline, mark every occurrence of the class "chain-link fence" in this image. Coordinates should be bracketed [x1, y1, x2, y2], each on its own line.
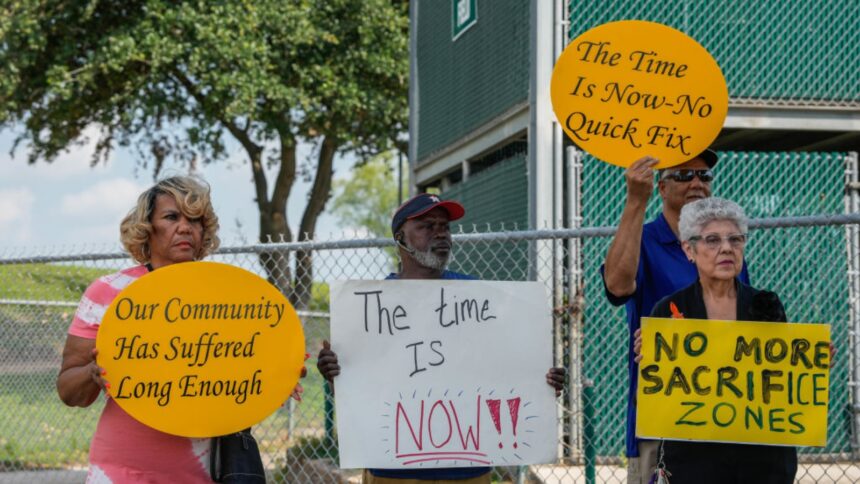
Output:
[566, 1, 860, 108]
[1, 207, 860, 482]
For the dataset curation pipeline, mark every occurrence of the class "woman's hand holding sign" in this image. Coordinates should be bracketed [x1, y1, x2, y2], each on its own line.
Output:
[88, 348, 109, 391]
[289, 353, 310, 402]
[633, 328, 643, 364]
[57, 337, 108, 407]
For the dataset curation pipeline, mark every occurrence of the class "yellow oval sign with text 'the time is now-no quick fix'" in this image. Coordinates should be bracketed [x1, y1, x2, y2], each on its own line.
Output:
[551, 20, 728, 168]
[96, 261, 305, 437]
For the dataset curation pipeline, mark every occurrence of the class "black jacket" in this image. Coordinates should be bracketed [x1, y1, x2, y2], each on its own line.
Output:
[647, 278, 797, 484]
[650, 279, 787, 323]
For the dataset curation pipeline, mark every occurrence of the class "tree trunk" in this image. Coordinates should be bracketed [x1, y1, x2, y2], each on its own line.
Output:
[259, 135, 297, 298]
[293, 136, 338, 309]
[171, 69, 300, 299]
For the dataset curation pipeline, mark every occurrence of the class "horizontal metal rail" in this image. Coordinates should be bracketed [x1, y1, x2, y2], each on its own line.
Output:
[1, 212, 858, 265]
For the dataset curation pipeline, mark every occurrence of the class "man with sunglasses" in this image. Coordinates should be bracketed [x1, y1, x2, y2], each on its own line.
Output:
[600, 149, 750, 484]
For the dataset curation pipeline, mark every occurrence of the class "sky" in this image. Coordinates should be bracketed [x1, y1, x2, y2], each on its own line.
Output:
[0, 127, 355, 255]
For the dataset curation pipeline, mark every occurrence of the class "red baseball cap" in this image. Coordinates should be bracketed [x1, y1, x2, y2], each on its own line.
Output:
[391, 193, 465, 235]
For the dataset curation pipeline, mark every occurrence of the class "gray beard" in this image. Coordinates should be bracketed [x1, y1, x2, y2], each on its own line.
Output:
[411, 246, 450, 271]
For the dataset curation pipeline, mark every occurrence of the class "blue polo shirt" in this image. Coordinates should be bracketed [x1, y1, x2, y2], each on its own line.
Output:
[369, 269, 490, 480]
[600, 213, 749, 458]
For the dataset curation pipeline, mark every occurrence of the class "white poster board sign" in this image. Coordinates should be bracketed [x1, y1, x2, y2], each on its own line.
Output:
[330, 280, 557, 470]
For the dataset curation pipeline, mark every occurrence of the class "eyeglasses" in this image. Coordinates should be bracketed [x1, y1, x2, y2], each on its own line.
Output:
[689, 233, 747, 250]
[663, 169, 714, 183]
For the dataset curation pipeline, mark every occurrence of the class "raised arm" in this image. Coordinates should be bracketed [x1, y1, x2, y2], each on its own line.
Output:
[603, 156, 659, 298]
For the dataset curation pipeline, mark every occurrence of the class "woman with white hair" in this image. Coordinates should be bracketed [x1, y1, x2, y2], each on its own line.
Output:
[634, 197, 797, 483]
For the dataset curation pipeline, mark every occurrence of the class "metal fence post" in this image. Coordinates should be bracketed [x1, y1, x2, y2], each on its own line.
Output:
[845, 152, 860, 457]
[567, 145, 584, 462]
[324, 380, 335, 452]
[583, 377, 595, 484]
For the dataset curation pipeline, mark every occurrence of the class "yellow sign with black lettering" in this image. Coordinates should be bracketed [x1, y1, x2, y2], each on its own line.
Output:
[550, 20, 728, 168]
[636, 318, 830, 447]
[96, 261, 305, 437]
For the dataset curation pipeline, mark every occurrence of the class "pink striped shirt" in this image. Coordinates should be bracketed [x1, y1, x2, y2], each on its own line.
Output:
[70, 265, 212, 484]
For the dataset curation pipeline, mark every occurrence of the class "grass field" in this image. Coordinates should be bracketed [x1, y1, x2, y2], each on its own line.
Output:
[0, 264, 112, 302]
[0, 363, 331, 468]
[0, 371, 103, 469]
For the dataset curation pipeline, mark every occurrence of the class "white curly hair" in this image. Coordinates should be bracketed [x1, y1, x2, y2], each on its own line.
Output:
[679, 197, 748, 242]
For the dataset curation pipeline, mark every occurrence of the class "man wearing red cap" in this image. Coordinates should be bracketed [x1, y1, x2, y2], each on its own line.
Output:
[318, 193, 564, 483]
[387, 193, 470, 280]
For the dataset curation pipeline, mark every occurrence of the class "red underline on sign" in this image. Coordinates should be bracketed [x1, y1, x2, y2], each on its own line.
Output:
[396, 452, 489, 458]
[401, 457, 492, 466]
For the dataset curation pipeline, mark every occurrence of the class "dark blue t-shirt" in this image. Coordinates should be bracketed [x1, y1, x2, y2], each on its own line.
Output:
[600, 213, 749, 458]
[368, 270, 489, 480]
[385, 270, 476, 281]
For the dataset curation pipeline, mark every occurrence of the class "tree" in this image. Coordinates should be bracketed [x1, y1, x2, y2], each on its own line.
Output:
[0, 0, 408, 308]
[331, 151, 408, 238]
[331, 151, 407, 270]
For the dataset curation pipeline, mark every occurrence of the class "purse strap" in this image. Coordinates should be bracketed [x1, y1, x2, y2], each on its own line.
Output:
[209, 436, 222, 482]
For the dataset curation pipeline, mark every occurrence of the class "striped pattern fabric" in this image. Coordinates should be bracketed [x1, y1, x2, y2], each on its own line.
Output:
[69, 265, 148, 339]
[68, 265, 211, 484]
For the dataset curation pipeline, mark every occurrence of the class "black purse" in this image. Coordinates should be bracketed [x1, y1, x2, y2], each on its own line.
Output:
[210, 428, 266, 483]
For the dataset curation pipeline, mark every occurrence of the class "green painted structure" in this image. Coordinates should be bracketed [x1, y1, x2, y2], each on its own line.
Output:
[413, 0, 859, 462]
[581, 151, 852, 457]
[414, 0, 529, 162]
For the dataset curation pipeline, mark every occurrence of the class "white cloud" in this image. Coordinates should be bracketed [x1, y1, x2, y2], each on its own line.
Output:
[0, 126, 115, 180]
[60, 178, 146, 218]
[61, 222, 125, 246]
[0, 187, 35, 243]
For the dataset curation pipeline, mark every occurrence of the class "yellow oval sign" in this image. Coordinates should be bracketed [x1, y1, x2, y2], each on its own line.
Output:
[551, 20, 728, 168]
[96, 261, 305, 437]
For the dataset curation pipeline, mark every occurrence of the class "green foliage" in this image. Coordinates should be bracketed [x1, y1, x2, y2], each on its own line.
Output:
[330, 151, 407, 270]
[286, 435, 338, 462]
[331, 151, 408, 238]
[309, 282, 330, 312]
[0, 0, 408, 165]
[0, 0, 409, 302]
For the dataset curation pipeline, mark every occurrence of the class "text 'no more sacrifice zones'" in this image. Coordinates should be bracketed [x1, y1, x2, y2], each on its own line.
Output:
[636, 317, 830, 447]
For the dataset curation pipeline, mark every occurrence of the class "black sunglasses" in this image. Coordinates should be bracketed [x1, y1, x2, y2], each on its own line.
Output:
[663, 169, 714, 183]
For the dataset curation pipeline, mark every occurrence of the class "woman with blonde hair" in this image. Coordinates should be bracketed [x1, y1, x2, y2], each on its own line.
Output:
[57, 176, 222, 483]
